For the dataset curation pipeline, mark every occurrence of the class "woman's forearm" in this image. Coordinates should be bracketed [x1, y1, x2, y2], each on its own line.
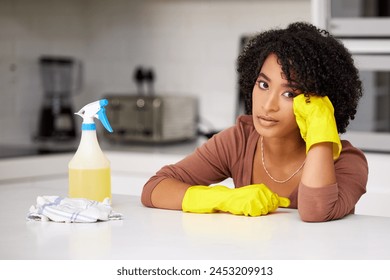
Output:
[150, 178, 191, 210]
[298, 142, 338, 222]
[301, 142, 336, 188]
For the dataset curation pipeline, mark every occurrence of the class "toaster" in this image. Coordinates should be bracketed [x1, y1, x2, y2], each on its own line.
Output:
[103, 94, 199, 143]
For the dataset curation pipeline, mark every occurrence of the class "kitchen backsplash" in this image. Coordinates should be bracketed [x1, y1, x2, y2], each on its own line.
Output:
[0, 0, 310, 146]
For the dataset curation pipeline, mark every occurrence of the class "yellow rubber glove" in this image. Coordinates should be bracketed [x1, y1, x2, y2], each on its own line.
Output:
[182, 184, 290, 217]
[293, 94, 341, 159]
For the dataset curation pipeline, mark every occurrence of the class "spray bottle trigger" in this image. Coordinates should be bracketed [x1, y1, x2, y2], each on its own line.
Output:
[97, 107, 113, 133]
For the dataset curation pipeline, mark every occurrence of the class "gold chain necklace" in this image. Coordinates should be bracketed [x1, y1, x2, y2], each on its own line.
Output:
[261, 136, 306, 184]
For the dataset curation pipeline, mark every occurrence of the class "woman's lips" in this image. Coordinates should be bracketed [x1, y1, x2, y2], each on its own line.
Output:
[258, 115, 279, 126]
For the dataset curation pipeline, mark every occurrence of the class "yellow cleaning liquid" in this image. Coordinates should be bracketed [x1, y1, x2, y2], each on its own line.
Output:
[69, 167, 111, 202]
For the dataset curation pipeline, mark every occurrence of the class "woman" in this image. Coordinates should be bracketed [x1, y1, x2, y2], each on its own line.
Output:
[141, 22, 368, 222]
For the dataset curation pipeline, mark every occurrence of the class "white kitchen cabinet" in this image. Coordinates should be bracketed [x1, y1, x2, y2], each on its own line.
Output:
[354, 152, 390, 217]
[111, 173, 148, 196]
[0, 150, 184, 198]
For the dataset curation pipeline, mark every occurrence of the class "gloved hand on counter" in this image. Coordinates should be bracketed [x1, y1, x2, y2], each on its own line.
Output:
[182, 184, 290, 217]
[293, 94, 342, 160]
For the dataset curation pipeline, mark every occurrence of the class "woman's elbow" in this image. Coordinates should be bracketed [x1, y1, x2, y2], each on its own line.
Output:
[298, 209, 330, 222]
[298, 206, 352, 222]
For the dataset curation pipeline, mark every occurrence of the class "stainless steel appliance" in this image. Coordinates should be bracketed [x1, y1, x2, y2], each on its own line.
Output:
[103, 94, 198, 143]
[35, 56, 82, 151]
[340, 50, 390, 152]
[312, 0, 390, 152]
[312, 0, 390, 37]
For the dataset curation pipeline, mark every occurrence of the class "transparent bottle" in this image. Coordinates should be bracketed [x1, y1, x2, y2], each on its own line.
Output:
[68, 99, 113, 202]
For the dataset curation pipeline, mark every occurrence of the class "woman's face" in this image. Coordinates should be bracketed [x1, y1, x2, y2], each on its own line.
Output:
[252, 53, 300, 138]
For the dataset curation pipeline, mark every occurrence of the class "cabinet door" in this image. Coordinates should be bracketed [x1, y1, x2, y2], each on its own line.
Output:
[111, 173, 147, 196]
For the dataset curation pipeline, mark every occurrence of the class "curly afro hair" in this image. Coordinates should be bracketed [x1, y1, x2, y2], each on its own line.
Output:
[237, 22, 363, 134]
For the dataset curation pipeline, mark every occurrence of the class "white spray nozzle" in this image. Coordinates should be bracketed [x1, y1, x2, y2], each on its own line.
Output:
[75, 99, 113, 132]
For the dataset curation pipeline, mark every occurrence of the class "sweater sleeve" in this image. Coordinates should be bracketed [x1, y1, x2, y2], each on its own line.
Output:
[141, 126, 241, 207]
[297, 141, 368, 222]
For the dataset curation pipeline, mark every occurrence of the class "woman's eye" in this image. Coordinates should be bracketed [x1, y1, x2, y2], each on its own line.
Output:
[258, 81, 268, 90]
[282, 91, 296, 98]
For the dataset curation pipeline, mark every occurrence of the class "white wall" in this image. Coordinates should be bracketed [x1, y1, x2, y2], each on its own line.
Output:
[0, 0, 311, 146]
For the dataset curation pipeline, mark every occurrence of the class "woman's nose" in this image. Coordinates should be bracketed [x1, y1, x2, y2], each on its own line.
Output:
[262, 92, 279, 112]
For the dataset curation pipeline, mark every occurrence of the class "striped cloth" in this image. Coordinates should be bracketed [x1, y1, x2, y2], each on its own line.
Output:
[27, 196, 123, 223]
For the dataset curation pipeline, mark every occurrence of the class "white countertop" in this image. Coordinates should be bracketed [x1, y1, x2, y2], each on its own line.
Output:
[1, 177, 390, 260]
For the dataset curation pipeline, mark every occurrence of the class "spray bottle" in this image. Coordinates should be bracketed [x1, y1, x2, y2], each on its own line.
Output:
[68, 99, 113, 202]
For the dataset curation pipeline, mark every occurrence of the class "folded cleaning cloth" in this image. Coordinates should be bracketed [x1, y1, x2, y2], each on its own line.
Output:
[27, 196, 123, 223]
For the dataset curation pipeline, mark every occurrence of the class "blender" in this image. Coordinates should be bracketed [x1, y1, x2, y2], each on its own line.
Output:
[36, 55, 82, 151]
